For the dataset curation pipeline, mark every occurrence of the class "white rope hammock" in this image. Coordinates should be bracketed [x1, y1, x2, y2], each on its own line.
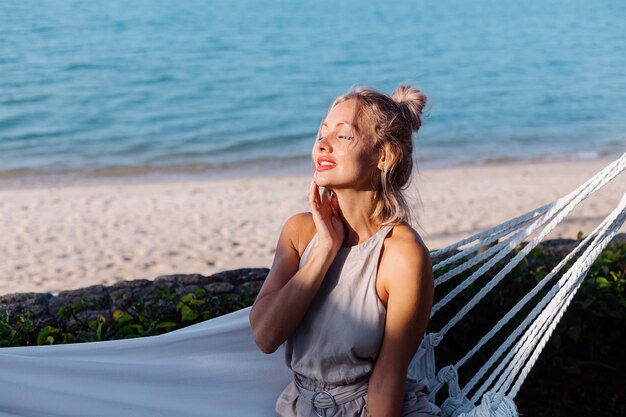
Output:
[408, 152, 626, 417]
[0, 152, 624, 417]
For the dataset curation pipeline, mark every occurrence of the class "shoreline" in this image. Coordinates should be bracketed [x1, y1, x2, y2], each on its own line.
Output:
[0, 150, 621, 191]
[0, 156, 624, 297]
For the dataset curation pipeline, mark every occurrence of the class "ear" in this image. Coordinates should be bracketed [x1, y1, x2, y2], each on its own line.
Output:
[377, 144, 396, 171]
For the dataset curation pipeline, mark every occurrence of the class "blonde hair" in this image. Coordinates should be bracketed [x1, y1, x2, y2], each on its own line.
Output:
[327, 85, 427, 227]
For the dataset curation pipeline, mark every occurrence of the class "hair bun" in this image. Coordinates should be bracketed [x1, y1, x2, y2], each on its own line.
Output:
[391, 85, 427, 131]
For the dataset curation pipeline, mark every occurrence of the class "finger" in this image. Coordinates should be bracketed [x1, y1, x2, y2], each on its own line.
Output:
[309, 180, 320, 210]
[331, 214, 344, 236]
[320, 187, 328, 207]
[331, 192, 339, 210]
[308, 181, 315, 208]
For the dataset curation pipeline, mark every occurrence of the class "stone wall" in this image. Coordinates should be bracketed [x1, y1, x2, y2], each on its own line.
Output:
[0, 268, 268, 330]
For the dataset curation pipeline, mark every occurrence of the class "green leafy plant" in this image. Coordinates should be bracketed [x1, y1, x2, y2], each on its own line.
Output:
[0, 285, 258, 347]
[430, 240, 625, 380]
[0, 310, 37, 347]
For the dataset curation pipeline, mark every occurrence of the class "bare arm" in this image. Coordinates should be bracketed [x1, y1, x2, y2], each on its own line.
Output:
[249, 214, 337, 353]
[366, 239, 434, 417]
[249, 180, 345, 354]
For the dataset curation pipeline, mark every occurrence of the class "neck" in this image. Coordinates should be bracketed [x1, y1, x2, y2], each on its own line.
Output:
[330, 188, 382, 247]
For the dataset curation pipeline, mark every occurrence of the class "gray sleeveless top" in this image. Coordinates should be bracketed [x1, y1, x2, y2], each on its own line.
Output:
[284, 224, 394, 386]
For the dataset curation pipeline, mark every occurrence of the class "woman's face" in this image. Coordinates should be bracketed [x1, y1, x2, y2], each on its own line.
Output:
[312, 99, 379, 190]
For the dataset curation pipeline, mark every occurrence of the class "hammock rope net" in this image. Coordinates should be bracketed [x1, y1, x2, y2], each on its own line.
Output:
[0, 152, 624, 417]
[411, 152, 626, 417]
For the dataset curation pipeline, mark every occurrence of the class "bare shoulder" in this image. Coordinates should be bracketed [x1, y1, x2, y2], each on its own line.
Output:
[254, 212, 316, 303]
[378, 222, 432, 297]
[384, 222, 430, 260]
[282, 212, 317, 257]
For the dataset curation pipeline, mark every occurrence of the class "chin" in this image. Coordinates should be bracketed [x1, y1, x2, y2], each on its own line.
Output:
[315, 174, 354, 190]
[315, 176, 342, 188]
[313, 173, 331, 185]
[315, 180, 332, 189]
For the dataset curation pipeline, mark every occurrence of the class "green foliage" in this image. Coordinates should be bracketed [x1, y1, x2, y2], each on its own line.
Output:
[555, 241, 625, 371]
[0, 310, 36, 347]
[0, 286, 258, 347]
[37, 325, 60, 345]
[430, 240, 625, 381]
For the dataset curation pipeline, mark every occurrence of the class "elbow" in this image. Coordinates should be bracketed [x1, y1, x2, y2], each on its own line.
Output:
[368, 369, 407, 398]
[256, 338, 279, 354]
[249, 311, 281, 354]
[369, 361, 410, 391]
[252, 330, 280, 354]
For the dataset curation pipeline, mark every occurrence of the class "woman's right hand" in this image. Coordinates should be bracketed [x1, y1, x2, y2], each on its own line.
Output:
[309, 179, 345, 254]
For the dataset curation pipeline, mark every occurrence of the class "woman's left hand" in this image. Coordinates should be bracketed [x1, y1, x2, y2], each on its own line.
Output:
[309, 180, 345, 254]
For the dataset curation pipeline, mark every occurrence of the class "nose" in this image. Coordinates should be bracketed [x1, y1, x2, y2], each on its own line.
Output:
[315, 134, 332, 152]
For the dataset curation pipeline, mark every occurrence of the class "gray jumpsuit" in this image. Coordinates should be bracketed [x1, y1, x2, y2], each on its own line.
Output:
[275, 224, 441, 417]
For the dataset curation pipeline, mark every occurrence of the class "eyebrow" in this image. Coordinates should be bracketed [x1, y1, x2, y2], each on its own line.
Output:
[321, 122, 354, 127]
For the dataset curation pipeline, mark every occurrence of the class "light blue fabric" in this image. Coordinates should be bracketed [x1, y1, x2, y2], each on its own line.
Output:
[0, 307, 291, 417]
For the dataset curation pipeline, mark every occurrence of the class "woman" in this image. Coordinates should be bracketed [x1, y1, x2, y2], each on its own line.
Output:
[249, 85, 440, 417]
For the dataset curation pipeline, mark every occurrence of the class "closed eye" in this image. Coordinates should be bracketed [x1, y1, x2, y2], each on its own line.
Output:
[315, 135, 354, 141]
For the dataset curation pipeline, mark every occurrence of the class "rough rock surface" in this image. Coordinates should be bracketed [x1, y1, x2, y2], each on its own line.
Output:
[0, 268, 268, 329]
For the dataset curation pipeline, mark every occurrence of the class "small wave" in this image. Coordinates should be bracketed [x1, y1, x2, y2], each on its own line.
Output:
[144, 132, 313, 163]
[0, 155, 312, 189]
[124, 75, 177, 87]
[1, 127, 85, 143]
[0, 167, 41, 180]
[0, 94, 51, 106]
[473, 151, 615, 166]
[64, 62, 108, 71]
[0, 112, 45, 130]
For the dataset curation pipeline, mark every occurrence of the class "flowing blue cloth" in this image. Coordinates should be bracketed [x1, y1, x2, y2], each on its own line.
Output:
[0, 307, 291, 417]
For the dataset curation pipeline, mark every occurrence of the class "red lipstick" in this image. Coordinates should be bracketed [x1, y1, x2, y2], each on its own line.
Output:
[316, 157, 336, 171]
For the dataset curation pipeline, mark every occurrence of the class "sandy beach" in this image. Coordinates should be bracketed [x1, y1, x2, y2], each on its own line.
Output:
[0, 158, 623, 297]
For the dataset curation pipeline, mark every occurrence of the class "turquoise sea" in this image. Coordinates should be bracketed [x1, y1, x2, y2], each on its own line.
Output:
[1, 0, 625, 182]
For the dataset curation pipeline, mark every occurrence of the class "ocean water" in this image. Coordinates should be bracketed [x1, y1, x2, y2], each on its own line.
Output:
[1, 0, 625, 182]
